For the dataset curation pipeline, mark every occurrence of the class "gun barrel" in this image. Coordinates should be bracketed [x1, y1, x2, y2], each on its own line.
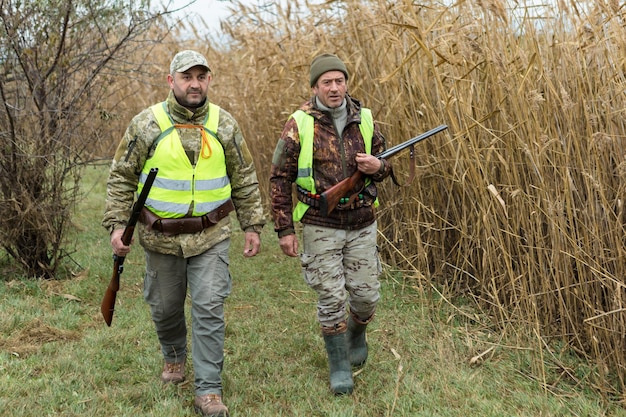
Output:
[376, 124, 447, 160]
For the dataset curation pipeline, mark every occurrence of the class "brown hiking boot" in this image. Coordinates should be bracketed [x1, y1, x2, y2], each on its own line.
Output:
[161, 359, 185, 384]
[194, 394, 229, 417]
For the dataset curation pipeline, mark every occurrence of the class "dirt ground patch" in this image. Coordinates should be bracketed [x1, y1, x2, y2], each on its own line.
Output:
[0, 319, 81, 358]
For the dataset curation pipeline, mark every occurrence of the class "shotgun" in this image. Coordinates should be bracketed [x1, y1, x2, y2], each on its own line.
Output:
[100, 167, 158, 326]
[319, 125, 448, 216]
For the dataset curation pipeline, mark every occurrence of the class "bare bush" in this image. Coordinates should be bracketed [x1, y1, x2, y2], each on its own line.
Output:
[0, 0, 170, 278]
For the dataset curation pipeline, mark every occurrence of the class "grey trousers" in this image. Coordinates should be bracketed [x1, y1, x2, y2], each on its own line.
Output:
[300, 222, 381, 328]
[143, 238, 231, 396]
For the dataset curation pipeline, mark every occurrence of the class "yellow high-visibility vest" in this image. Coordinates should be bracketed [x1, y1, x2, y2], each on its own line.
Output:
[292, 108, 375, 221]
[137, 101, 231, 218]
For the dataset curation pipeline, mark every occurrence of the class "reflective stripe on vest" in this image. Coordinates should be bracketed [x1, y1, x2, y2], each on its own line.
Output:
[137, 102, 231, 218]
[291, 108, 375, 221]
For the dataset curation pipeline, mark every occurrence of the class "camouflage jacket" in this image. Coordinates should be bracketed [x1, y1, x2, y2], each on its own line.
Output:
[270, 94, 391, 236]
[102, 91, 265, 258]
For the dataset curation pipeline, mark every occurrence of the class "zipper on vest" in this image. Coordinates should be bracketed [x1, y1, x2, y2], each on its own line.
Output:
[336, 125, 347, 179]
[191, 167, 196, 200]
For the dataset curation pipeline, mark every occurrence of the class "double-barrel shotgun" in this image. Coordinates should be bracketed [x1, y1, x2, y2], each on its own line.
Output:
[319, 125, 448, 216]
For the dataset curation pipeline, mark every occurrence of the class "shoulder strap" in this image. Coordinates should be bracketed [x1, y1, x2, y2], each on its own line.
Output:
[148, 102, 223, 154]
[203, 102, 220, 134]
[359, 107, 374, 154]
[149, 102, 175, 147]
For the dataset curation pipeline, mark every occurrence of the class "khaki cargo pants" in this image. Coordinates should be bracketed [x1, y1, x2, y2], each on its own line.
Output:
[143, 239, 231, 396]
[300, 222, 381, 328]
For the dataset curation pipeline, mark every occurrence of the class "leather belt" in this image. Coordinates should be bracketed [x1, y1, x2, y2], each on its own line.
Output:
[296, 186, 367, 211]
[140, 199, 235, 236]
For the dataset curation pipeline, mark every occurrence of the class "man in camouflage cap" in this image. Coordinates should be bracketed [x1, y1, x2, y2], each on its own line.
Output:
[103, 49, 265, 417]
[170, 49, 211, 74]
[270, 53, 392, 395]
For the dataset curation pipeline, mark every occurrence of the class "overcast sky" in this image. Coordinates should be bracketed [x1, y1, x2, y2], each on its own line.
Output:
[161, 0, 563, 39]
[162, 0, 252, 35]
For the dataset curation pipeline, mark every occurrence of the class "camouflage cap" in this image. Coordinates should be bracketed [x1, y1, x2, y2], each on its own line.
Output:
[169, 50, 211, 74]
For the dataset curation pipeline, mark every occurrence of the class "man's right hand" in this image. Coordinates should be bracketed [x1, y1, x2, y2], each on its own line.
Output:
[279, 234, 298, 257]
[110, 228, 131, 257]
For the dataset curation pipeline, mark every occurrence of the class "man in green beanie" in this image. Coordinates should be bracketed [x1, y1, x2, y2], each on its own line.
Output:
[269, 53, 392, 394]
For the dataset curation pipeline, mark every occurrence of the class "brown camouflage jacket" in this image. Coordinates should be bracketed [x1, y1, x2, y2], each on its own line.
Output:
[270, 94, 391, 236]
[102, 91, 265, 258]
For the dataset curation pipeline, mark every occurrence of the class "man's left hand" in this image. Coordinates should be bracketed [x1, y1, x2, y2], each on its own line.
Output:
[243, 231, 261, 257]
[355, 153, 383, 175]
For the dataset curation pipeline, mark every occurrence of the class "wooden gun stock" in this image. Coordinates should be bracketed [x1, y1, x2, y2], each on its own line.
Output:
[100, 225, 136, 327]
[101, 167, 158, 326]
[319, 170, 364, 218]
[318, 125, 448, 217]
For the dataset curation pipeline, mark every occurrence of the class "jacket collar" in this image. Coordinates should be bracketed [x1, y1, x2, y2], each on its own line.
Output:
[166, 91, 210, 123]
[307, 93, 363, 124]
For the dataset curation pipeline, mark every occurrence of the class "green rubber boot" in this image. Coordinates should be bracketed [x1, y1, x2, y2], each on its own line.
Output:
[323, 331, 354, 395]
[347, 313, 371, 367]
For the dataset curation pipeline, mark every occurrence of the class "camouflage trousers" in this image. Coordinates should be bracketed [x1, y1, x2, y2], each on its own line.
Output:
[300, 222, 381, 329]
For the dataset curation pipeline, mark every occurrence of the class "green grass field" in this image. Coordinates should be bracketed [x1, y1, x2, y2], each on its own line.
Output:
[1, 164, 625, 416]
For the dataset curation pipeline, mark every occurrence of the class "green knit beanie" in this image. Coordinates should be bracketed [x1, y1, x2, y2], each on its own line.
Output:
[309, 53, 349, 87]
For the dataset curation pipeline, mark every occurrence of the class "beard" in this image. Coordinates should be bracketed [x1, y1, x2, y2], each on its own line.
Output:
[176, 92, 206, 109]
